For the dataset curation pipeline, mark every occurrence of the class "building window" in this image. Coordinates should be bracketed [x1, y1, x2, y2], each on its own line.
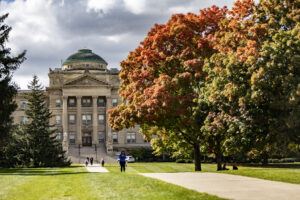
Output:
[82, 114, 92, 125]
[112, 99, 118, 107]
[20, 116, 29, 124]
[56, 115, 61, 125]
[127, 132, 136, 143]
[69, 115, 75, 124]
[68, 97, 76, 107]
[98, 132, 105, 142]
[56, 99, 61, 107]
[113, 132, 118, 143]
[82, 97, 92, 107]
[98, 98, 105, 107]
[98, 115, 104, 124]
[56, 132, 62, 141]
[20, 101, 28, 109]
[69, 132, 75, 144]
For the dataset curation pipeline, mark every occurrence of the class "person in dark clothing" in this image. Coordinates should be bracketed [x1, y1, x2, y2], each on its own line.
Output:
[119, 151, 127, 172]
[101, 158, 105, 167]
[90, 157, 94, 165]
[85, 158, 89, 167]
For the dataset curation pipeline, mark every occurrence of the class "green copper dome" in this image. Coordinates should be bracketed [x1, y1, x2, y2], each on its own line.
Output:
[62, 49, 108, 65]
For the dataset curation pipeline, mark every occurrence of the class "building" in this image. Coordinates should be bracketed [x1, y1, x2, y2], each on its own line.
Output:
[12, 49, 151, 163]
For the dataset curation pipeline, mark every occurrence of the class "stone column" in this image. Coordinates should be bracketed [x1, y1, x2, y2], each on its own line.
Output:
[105, 96, 113, 154]
[76, 96, 82, 145]
[62, 96, 69, 152]
[92, 96, 98, 145]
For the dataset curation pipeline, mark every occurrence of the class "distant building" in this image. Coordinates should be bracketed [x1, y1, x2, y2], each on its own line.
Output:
[12, 49, 150, 163]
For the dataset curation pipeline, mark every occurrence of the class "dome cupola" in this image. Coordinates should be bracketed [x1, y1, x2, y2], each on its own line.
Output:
[62, 49, 108, 70]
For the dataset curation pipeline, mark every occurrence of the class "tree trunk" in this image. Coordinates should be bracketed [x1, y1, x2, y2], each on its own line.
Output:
[262, 151, 269, 166]
[216, 139, 222, 171]
[232, 163, 238, 170]
[216, 151, 222, 171]
[194, 144, 201, 171]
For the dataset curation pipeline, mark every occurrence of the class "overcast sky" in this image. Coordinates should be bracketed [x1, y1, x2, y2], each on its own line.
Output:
[0, 0, 236, 89]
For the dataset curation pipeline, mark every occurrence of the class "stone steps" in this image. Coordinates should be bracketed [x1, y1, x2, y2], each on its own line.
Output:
[67, 146, 117, 164]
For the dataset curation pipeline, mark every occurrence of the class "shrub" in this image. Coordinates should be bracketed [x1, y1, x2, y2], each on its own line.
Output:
[176, 159, 193, 163]
[268, 157, 300, 163]
[280, 158, 299, 163]
[268, 158, 280, 163]
[127, 148, 173, 162]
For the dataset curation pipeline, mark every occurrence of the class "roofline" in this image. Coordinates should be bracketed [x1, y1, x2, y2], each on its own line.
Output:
[17, 90, 31, 92]
[17, 89, 46, 92]
[62, 60, 108, 65]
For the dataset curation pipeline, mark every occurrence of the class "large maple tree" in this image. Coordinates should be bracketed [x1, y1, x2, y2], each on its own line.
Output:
[108, 6, 227, 171]
[109, 0, 299, 170]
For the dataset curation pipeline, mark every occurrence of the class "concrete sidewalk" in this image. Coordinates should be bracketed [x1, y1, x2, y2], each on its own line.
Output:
[84, 164, 109, 173]
[140, 172, 300, 200]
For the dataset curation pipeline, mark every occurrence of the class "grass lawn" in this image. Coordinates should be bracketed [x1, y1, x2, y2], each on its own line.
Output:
[105, 162, 300, 184]
[213, 164, 300, 184]
[1, 163, 299, 200]
[0, 165, 224, 200]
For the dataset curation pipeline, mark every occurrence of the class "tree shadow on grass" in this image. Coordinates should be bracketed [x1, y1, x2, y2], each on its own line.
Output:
[0, 170, 90, 176]
[236, 163, 300, 169]
[0, 166, 91, 176]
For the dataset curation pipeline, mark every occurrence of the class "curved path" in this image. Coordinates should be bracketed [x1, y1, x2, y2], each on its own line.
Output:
[140, 172, 300, 200]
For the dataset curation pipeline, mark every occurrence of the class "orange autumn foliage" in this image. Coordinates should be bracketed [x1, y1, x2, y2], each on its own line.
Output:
[108, 6, 227, 132]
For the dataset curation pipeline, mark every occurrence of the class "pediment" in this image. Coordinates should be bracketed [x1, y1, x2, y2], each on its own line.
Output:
[64, 75, 109, 86]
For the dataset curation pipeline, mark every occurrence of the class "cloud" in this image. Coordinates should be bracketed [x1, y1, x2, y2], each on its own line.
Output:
[86, 0, 119, 15]
[123, 0, 147, 14]
[0, 0, 236, 89]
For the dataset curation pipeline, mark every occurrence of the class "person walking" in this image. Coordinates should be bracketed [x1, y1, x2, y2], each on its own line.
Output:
[85, 157, 89, 167]
[90, 157, 94, 166]
[101, 158, 105, 167]
[119, 151, 127, 172]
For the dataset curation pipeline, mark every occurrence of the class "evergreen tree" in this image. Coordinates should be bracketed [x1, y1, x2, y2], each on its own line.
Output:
[20, 75, 70, 167]
[0, 13, 26, 165]
[4, 126, 31, 167]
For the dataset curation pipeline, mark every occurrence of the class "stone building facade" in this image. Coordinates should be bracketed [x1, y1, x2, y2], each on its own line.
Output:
[12, 49, 151, 162]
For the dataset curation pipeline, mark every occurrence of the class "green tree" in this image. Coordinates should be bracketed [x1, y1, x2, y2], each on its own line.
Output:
[10, 76, 70, 167]
[141, 125, 194, 161]
[250, 0, 300, 161]
[3, 126, 30, 167]
[203, 0, 300, 165]
[0, 13, 26, 166]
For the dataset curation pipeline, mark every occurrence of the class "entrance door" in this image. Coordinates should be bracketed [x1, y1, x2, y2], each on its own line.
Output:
[82, 133, 92, 146]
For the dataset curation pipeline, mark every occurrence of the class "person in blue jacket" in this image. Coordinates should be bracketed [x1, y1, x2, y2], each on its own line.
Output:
[119, 151, 127, 172]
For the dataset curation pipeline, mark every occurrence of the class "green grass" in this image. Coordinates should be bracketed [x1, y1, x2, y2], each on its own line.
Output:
[1, 162, 299, 200]
[106, 162, 195, 173]
[105, 162, 300, 184]
[212, 165, 300, 184]
[0, 165, 224, 200]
